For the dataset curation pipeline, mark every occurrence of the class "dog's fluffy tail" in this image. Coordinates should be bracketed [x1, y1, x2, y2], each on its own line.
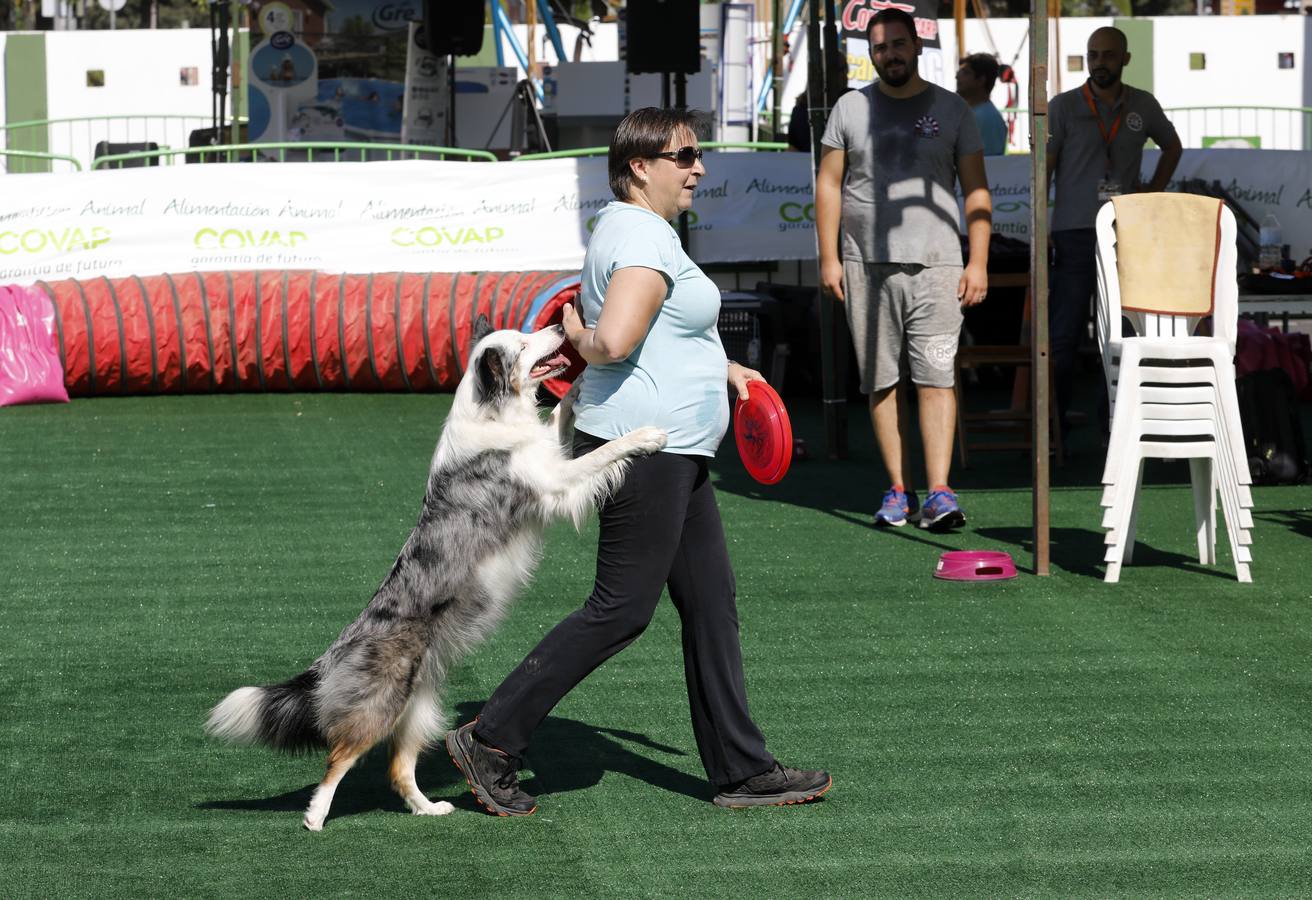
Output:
[205, 668, 326, 754]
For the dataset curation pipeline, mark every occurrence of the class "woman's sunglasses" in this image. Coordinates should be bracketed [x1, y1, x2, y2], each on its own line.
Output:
[651, 146, 704, 168]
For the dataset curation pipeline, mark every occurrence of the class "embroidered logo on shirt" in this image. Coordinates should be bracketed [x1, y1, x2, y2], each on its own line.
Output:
[1126, 112, 1144, 132]
[914, 115, 940, 138]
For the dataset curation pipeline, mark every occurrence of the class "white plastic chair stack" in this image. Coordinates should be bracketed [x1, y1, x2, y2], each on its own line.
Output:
[1094, 193, 1253, 583]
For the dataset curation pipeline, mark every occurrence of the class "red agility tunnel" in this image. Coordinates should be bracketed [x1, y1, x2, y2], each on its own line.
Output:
[35, 271, 585, 399]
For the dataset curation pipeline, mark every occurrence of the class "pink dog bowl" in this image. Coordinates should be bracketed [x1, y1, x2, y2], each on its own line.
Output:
[934, 550, 1017, 581]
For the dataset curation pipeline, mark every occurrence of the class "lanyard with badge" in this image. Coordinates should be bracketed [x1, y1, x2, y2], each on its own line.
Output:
[1082, 82, 1123, 203]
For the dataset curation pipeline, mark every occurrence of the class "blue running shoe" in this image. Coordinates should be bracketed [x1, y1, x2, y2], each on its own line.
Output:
[919, 489, 966, 530]
[875, 488, 920, 527]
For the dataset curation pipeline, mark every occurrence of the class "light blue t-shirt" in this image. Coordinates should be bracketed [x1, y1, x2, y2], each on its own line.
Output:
[973, 101, 1008, 156]
[574, 201, 729, 457]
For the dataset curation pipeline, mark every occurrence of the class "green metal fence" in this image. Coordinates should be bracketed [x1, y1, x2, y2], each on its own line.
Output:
[0, 114, 245, 172]
[5, 106, 1307, 172]
[0, 148, 83, 174]
[91, 141, 498, 169]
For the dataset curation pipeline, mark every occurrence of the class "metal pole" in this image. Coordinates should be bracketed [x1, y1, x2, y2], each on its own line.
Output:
[805, 0, 824, 156]
[771, 0, 783, 140]
[676, 71, 689, 250]
[954, 0, 965, 59]
[527, 0, 537, 80]
[1050, 0, 1062, 94]
[231, 5, 242, 143]
[534, 0, 567, 62]
[448, 54, 457, 147]
[1030, 0, 1051, 576]
[809, 0, 846, 459]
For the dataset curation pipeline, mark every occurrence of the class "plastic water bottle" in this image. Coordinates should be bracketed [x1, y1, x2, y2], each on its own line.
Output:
[1259, 213, 1282, 271]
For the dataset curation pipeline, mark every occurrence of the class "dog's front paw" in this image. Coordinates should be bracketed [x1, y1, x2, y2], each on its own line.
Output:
[626, 426, 668, 456]
[412, 799, 455, 816]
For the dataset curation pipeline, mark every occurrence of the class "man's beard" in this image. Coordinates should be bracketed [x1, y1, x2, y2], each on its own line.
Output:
[878, 61, 913, 87]
[1090, 66, 1121, 88]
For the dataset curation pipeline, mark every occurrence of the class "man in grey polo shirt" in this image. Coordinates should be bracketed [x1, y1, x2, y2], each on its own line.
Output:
[816, 7, 992, 531]
[1047, 25, 1182, 437]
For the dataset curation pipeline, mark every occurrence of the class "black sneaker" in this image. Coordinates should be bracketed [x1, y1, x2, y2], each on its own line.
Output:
[713, 762, 832, 808]
[445, 720, 537, 817]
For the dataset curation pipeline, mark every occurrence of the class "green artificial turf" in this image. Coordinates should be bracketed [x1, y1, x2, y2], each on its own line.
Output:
[2, 392, 1312, 898]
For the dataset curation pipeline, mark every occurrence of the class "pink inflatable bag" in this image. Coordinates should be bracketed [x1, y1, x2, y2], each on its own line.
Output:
[0, 285, 69, 407]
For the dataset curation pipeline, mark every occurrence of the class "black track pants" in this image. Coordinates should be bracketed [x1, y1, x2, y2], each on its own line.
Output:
[475, 431, 775, 787]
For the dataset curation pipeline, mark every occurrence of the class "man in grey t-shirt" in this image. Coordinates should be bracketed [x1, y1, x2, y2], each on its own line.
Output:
[1046, 26, 1181, 437]
[816, 7, 993, 531]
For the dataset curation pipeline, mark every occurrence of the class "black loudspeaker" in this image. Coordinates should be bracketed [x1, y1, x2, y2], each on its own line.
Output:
[93, 141, 161, 168]
[423, 0, 484, 56]
[626, 0, 701, 75]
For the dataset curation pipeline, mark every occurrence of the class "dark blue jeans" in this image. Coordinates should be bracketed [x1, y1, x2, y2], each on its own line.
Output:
[1049, 228, 1098, 430]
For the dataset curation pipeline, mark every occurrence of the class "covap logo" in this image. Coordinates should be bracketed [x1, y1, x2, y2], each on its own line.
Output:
[193, 227, 309, 249]
[0, 225, 111, 255]
[391, 224, 506, 248]
[777, 201, 814, 233]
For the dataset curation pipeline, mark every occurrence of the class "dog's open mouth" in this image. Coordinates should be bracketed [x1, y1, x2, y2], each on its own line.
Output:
[530, 352, 570, 379]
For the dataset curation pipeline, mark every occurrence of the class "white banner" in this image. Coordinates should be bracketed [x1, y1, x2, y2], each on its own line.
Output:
[0, 149, 1307, 287]
[0, 155, 817, 286]
[975, 149, 1312, 256]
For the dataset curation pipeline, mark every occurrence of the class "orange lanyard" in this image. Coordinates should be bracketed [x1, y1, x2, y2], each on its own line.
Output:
[1081, 82, 1123, 150]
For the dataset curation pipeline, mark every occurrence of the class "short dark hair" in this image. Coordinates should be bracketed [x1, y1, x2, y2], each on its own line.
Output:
[868, 8, 918, 45]
[607, 107, 707, 202]
[960, 53, 1000, 93]
[1089, 25, 1129, 54]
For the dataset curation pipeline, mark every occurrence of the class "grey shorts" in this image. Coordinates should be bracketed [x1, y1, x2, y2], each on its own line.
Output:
[843, 261, 964, 393]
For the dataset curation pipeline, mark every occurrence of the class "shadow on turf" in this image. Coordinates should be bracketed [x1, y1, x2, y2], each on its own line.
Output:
[974, 524, 1240, 580]
[1253, 508, 1312, 540]
[198, 706, 706, 825]
[709, 412, 1107, 529]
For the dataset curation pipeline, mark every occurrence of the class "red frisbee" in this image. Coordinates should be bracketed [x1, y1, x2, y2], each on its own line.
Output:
[734, 381, 792, 485]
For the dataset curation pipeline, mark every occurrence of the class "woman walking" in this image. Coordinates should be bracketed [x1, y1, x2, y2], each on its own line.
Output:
[448, 107, 830, 815]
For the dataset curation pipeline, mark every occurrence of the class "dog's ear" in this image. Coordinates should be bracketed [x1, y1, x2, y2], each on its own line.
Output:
[474, 344, 508, 404]
[472, 314, 493, 346]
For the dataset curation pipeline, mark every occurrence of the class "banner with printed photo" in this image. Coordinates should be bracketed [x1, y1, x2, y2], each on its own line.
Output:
[247, 0, 421, 147]
[839, 0, 946, 90]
